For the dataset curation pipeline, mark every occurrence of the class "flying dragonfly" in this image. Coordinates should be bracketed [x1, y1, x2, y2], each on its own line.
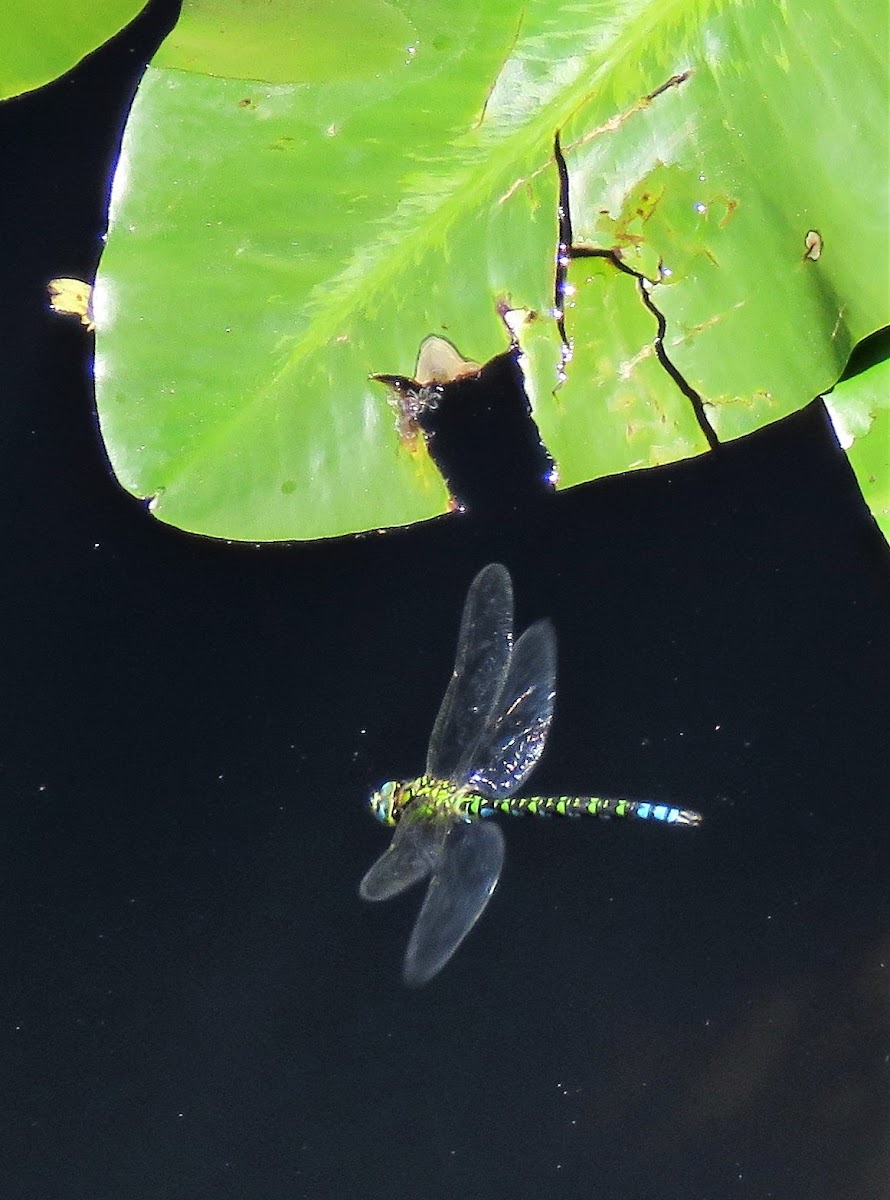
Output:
[360, 563, 702, 985]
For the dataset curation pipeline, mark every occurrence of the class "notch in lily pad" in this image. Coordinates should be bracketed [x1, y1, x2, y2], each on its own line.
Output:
[372, 335, 482, 451]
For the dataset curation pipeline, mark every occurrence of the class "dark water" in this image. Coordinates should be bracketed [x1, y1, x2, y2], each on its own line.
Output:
[1, 3, 888, 1198]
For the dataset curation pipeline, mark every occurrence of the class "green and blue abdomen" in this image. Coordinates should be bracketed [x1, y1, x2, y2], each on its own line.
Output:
[463, 790, 700, 825]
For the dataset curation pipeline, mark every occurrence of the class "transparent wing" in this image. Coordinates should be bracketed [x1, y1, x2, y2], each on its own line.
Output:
[465, 618, 557, 799]
[426, 563, 513, 782]
[359, 811, 451, 902]
[403, 820, 505, 987]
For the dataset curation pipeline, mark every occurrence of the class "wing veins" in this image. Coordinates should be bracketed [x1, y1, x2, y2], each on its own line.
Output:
[466, 618, 557, 799]
[426, 563, 513, 782]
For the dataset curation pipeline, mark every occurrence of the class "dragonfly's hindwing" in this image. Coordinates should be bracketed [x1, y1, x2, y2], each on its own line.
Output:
[465, 618, 557, 799]
[403, 820, 505, 986]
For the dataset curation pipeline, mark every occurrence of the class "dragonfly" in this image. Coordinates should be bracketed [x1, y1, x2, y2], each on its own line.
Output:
[360, 562, 702, 986]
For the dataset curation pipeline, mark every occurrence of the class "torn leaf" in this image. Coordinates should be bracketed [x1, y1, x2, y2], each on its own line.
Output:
[373, 336, 482, 449]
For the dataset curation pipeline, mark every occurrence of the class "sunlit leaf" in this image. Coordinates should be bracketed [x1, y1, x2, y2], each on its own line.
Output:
[93, 0, 890, 541]
[823, 356, 890, 543]
[152, 0, 418, 84]
[0, 1, 146, 101]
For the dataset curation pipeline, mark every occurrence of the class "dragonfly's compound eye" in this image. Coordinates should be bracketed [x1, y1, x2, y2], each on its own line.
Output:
[369, 781, 398, 825]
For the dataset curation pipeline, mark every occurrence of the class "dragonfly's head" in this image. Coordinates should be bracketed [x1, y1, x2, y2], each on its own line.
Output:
[368, 780, 399, 826]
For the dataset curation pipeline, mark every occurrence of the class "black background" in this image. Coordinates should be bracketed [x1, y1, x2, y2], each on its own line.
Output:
[1, 4, 888, 1197]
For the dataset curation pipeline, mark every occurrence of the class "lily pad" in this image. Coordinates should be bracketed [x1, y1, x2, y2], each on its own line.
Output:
[152, 0, 418, 85]
[823, 354, 890, 543]
[0, 1, 146, 101]
[93, 0, 890, 541]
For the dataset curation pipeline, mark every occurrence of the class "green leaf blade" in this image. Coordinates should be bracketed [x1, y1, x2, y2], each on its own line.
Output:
[824, 356, 890, 543]
[0, 1, 147, 101]
[94, 0, 890, 541]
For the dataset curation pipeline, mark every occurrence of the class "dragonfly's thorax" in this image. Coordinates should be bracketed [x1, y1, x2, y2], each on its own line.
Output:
[369, 775, 476, 826]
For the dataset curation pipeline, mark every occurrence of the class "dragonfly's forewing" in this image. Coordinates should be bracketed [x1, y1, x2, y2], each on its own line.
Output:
[359, 812, 450, 902]
[466, 618, 557, 799]
[403, 820, 505, 987]
[426, 563, 513, 782]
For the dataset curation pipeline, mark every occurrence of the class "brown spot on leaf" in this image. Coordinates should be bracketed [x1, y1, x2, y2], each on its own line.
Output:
[718, 197, 739, 227]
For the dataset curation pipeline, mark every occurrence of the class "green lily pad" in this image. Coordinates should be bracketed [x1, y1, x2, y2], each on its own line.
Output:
[823, 355, 890, 543]
[0, 1, 146, 101]
[152, 0, 418, 84]
[93, 0, 890, 541]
